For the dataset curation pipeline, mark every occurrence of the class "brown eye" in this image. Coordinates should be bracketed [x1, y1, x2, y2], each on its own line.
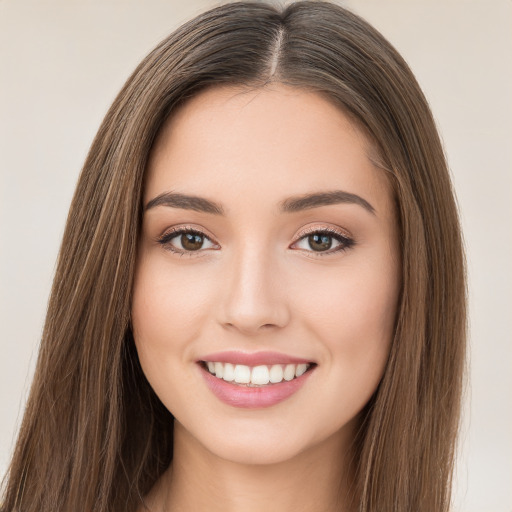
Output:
[292, 229, 355, 256]
[181, 233, 205, 251]
[308, 234, 332, 251]
[158, 228, 218, 255]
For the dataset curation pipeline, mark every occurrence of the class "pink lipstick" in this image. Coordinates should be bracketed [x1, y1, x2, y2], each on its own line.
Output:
[197, 351, 316, 409]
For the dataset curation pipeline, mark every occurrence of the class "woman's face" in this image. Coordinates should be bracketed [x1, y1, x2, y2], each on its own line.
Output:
[132, 84, 400, 465]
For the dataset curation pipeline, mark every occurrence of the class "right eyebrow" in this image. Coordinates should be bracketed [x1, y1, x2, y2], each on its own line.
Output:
[145, 192, 225, 215]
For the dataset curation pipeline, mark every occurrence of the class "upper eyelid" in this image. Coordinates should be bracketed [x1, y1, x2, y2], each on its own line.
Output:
[295, 225, 352, 240]
[158, 224, 350, 243]
[158, 225, 217, 243]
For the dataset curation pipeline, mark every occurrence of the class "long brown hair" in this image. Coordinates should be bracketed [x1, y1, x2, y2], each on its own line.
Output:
[1, 2, 466, 511]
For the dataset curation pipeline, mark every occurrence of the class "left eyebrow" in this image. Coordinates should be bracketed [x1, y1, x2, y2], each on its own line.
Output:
[279, 190, 375, 215]
[144, 190, 375, 215]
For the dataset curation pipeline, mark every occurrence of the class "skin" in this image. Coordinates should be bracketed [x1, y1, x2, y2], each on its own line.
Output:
[132, 84, 401, 512]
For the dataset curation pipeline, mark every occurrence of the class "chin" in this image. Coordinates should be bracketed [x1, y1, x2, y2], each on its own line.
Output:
[178, 411, 355, 468]
[205, 434, 309, 466]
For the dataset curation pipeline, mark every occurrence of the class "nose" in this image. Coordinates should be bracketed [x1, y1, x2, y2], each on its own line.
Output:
[218, 244, 290, 336]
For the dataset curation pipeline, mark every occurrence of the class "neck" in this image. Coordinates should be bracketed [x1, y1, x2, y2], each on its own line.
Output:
[147, 420, 358, 512]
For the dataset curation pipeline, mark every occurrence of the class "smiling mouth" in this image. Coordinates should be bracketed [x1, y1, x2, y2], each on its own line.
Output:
[199, 361, 316, 387]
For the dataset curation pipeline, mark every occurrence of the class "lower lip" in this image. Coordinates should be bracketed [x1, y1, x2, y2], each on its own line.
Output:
[198, 363, 315, 409]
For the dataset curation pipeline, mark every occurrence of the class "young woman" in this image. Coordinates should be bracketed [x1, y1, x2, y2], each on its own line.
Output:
[1, 2, 466, 511]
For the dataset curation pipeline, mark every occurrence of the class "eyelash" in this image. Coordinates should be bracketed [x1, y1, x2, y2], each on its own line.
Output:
[156, 225, 355, 258]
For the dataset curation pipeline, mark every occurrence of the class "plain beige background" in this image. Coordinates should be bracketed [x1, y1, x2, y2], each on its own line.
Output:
[1, 1, 511, 510]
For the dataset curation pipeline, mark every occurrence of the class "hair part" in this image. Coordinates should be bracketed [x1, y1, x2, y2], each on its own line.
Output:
[2, 2, 466, 511]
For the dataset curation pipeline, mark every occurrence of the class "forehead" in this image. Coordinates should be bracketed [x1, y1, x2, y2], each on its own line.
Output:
[145, 84, 393, 217]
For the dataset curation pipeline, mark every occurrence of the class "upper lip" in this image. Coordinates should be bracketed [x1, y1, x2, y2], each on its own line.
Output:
[198, 350, 315, 366]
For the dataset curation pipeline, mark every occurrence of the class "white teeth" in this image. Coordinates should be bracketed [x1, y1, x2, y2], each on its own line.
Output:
[269, 364, 284, 383]
[234, 364, 251, 384]
[214, 362, 224, 379]
[295, 364, 308, 377]
[222, 363, 235, 382]
[251, 365, 270, 385]
[205, 361, 312, 385]
[283, 364, 296, 381]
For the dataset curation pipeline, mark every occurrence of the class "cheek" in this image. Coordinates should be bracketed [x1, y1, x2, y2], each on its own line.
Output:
[132, 256, 213, 348]
[130, 256, 213, 401]
[296, 256, 399, 379]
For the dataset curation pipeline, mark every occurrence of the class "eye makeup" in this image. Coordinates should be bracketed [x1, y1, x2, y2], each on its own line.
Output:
[156, 224, 355, 258]
[291, 225, 355, 256]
